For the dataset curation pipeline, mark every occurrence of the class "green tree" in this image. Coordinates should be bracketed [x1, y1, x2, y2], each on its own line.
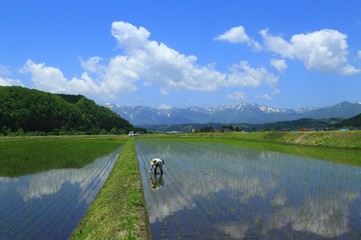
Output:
[0, 86, 134, 135]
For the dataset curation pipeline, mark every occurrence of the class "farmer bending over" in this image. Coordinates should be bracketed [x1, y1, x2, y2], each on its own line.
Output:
[150, 158, 165, 175]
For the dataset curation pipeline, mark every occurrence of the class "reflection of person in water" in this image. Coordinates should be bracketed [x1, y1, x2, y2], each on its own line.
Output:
[149, 173, 164, 190]
[149, 158, 165, 175]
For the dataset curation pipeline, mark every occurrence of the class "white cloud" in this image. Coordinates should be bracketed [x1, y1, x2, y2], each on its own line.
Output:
[257, 93, 272, 100]
[20, 21, 279, 100]
[0, 77, 22, 86]
[227, 91, 247, 100]
[160, 88, 169, 95]
[101, 55, 140, 93]
[260, 29, 360, 75]
[80, 56, 105, 73]
[111, 21, 151, 51]
[358, 50, 361, 59]
[0, 65, 10, 76]
[111, 21, 228, 92]
[21, 59, 101, 95]
[227, 61, 279, 93]
[0, 65, 22, 86]
[341, 65, 360, 75]
[214, 25, 261, 51]
[270, 59, 287, 74]
[158, 104, 172, 110]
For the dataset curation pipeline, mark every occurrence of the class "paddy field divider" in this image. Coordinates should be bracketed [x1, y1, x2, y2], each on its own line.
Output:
[70, 137, 150, 240]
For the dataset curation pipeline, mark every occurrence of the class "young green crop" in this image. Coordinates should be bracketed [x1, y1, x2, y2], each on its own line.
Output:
[0, 136, 123, 176]
[145, 136, 361, 167]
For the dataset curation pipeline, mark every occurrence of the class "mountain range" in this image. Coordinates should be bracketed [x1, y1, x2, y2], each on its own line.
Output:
[104, 101, 361, 126]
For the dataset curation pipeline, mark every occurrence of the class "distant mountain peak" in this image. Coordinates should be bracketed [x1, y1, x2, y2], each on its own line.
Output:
[104, 101, 361, 125]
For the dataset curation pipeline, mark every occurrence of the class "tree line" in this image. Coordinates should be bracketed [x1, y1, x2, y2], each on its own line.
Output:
[0, 86, 145, 136]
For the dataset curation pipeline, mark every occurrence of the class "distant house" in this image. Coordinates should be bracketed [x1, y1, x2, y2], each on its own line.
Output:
[298, 128, 309, 131]
[220, 128, 231, 133]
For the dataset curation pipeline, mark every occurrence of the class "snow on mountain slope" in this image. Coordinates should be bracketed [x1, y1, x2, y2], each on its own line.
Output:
[104, 102, 361, 125]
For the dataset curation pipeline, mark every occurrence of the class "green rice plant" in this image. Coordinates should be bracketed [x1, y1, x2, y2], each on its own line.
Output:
[2, 149, 121, 238]
[2, 147, 122, 239]
[157, 136, 361, 167]
[137, 137, 361, 239]
[0, 136, 123, 176]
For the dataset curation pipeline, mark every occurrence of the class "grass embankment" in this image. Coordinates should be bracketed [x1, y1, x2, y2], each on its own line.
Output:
[154, 130, 361, 149]
[223, 130, 361, 149]
[70, 138, 150, 240]
[0, 136, 124, 177]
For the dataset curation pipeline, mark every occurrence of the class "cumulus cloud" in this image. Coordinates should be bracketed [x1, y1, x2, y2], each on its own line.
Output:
[158, 104, 172, 110]
[160, 88, 169, 95]
[270, 58, 287, 74]
[214, 25, 261, 51]
[257, 93, 272, 100]
[227, 61, 279, 93]
[0, 65, 22, 86]
[20, 21, 279, 100]
[0, 65, 10, 76]
[80, 56, 105, 73]
[227, 91, 247, 100]
[111, 21, 229, 92]
[358, 50, 361, 59]
[21, 59, 102, 95]
[260, 28, 360, 75]
[0, 77, 22, 86]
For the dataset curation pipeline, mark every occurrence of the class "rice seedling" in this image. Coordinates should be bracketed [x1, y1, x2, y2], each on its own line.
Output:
[0, 137, 124, 239]
[136, 137, 361, 239]
[0, 136, 123, 177]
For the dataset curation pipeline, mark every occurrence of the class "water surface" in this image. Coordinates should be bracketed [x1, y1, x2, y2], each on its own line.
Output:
[136, 139, 361, 239]
[0, 146, 123, 240]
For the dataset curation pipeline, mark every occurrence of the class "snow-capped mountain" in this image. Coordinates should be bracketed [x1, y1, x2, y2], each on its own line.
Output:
[104, 102, 361, 125]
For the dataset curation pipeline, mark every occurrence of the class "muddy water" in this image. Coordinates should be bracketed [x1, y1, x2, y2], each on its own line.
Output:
[0, 146, 123, 240]
[136, 139, 361, 240]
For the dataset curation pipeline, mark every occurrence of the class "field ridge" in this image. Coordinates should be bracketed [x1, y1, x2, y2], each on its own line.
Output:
[70, 138, 150, 240]
[221, 130, 361, 149]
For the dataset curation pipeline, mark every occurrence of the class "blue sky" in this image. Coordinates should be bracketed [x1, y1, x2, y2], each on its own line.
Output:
[1, 0, 361, 109]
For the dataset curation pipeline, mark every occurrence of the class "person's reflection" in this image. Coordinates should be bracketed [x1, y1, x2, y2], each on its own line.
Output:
[149, 172, 164, 190]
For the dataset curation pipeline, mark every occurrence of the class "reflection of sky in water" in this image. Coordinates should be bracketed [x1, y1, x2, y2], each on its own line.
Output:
[136, 140, 361, 239]
[0, 147, 122, 240]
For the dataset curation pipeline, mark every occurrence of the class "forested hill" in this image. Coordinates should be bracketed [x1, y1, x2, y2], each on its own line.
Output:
[337, 113, 361, 128]
[0, 86, 135, 135]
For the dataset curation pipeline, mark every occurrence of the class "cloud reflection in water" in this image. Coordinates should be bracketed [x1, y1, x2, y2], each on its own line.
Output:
[137, 140, 361, 239]
[0, 147, 122, 240]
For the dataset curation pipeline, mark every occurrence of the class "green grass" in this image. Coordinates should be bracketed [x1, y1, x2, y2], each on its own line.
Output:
[0, 136, 125, 177]
[222, 130, 361, 148]
[70, 138, 150, 240]
[147, 130, 361, 149]
[150, 130, 361, 149]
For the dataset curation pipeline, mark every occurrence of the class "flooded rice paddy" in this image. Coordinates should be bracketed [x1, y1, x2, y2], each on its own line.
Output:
[0, 146, 123, 240]
[136, 139, 361, 239]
